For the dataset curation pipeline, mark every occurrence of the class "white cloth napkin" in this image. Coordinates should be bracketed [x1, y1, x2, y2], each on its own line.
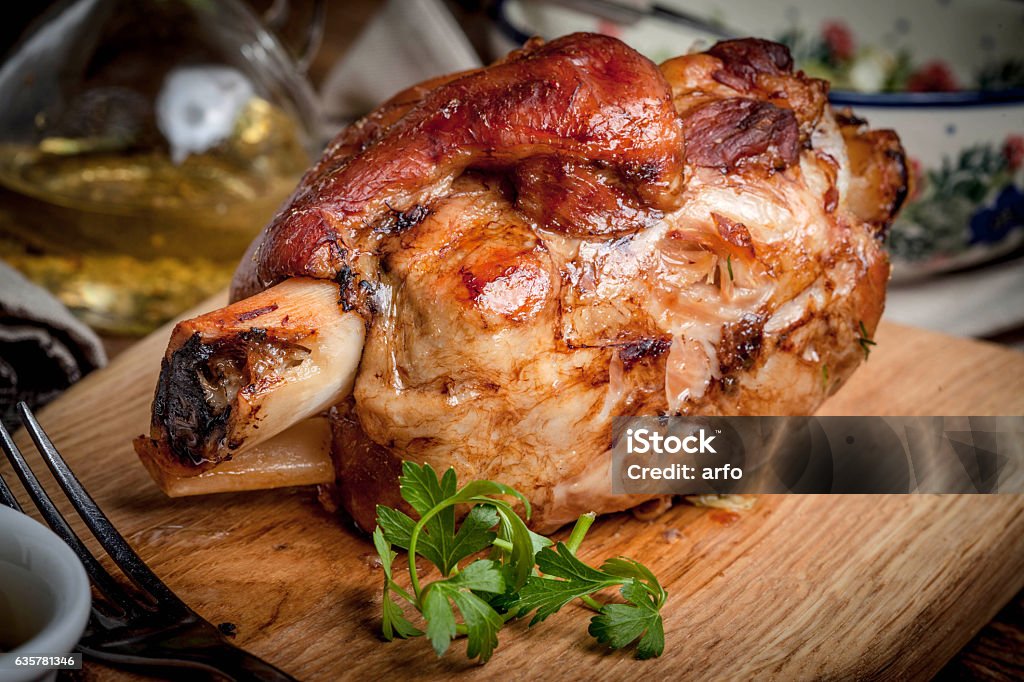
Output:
[319, 0, 482, 124]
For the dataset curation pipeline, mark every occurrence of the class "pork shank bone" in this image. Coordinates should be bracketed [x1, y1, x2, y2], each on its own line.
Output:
[135, 35, 907, 532]
[134, 278, 363, 478]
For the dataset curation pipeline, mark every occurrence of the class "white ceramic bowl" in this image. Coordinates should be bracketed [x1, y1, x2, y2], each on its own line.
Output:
[492, 0, 1024, 279]
[0, 505, 90, 682]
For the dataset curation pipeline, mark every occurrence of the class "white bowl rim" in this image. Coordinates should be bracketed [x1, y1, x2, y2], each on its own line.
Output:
[829, 89, 1024, 107]
[0, 505, 91, 662]
[492, 0, 1024, 108]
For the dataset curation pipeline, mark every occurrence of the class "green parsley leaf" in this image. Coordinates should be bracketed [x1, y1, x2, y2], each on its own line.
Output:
[588, 579, 665, 659]
[446, 588, 503, 662]
[490, 499, 541, 590]
[379, 503, 499, 576]
[400, 461, 456, 516]
[445, 505, 500, 573]
[382, 594, 424, 641]
[372, 526, 395, 581]
[446, 559, 506, 593]
[600, 556, 656, 583]
[375, 505, 416, 551]
[423, 586, 458, 656]
[601, 557, 667, 604]
[398, 463, 460, 574]
[448, 479, 533, 518]
[528, 528, 554, 556]
[371, 467, 669, 663]
[480, 563, 521, 615]
[396, 464, 535, 578]
[517, 573, 614, 625]
[518, 544, 668, 658]
[517, 543, 622, 625]
[423, 561, 506, 661]
[373, 528, 423, 640]
[535, 542, 611, 583]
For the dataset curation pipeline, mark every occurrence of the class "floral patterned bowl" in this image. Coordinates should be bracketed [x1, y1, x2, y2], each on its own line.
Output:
[492, 0, 1024, 279]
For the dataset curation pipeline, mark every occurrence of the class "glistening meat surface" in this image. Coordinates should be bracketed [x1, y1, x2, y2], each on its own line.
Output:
[137, 35, 907, 532]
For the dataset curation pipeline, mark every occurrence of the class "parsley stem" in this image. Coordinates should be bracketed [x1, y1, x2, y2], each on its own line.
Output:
[390, 581, 416, 604]
[492, 537, 514, 552]
[565, 513, 602, 613]
[407, 501, 453, 600]
[565, 512, 597, 554]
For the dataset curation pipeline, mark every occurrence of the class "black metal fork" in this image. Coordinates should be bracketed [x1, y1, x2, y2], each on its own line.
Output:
[0, 403, 297, 681]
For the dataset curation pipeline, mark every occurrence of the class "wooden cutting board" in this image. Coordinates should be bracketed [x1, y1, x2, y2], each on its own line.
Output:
[6, 293, 1024, 681]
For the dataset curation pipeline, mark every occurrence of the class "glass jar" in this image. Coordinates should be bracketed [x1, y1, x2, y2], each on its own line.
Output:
[0, 0, 323, 335]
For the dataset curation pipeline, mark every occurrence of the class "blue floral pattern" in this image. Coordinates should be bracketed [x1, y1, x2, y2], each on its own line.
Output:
[887, 139, 1024, 263]
[970, 185, 1024, 244]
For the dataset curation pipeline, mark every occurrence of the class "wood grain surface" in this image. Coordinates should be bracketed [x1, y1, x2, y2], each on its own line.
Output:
[5, 295, 1024, 681]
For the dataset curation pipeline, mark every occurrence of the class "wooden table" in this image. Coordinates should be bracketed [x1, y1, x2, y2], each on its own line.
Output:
[4, 307, 1020, 681]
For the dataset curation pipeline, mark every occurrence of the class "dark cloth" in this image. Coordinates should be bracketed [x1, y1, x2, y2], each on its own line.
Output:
[0, 261, 106, 429]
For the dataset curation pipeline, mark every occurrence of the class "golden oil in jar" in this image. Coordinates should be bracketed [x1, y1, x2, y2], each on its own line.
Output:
[0, 97, 310, 335]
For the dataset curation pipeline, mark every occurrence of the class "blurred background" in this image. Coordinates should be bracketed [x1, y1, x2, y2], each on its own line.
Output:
[0, 0, 1021, 411]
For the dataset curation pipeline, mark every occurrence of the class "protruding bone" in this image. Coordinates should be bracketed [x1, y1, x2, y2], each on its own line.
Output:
[140, 418, 335, 496]
[134, 277, 364, 477]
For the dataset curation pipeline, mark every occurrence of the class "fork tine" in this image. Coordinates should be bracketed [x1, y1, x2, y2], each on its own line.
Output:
[0, 417, 142, 612]
[0, 467, 23, 511]
[17, 403, 186, 609]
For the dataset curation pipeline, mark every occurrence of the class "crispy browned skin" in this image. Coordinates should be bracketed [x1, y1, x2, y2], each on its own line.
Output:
[834, 110, 909, 236]
[232, 34, 686, 300]
[173, 35, 905, 531]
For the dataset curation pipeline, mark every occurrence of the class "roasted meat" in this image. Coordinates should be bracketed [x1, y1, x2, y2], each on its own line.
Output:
[135, 35, 906, 532]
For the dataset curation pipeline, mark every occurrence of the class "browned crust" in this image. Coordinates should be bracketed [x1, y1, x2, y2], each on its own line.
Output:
[231, 32, 686, 301]
[137, 35, 905, 531]
[837, 109, 910, 236]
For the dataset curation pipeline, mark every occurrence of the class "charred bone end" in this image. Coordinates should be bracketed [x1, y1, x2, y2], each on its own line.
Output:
[146, 330, 312, 469]
[135, 278, 365, 479]
[152, 332, 227, 468]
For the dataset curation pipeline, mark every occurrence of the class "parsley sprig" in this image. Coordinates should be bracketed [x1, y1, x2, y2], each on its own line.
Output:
[373, 462, 668, 662]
